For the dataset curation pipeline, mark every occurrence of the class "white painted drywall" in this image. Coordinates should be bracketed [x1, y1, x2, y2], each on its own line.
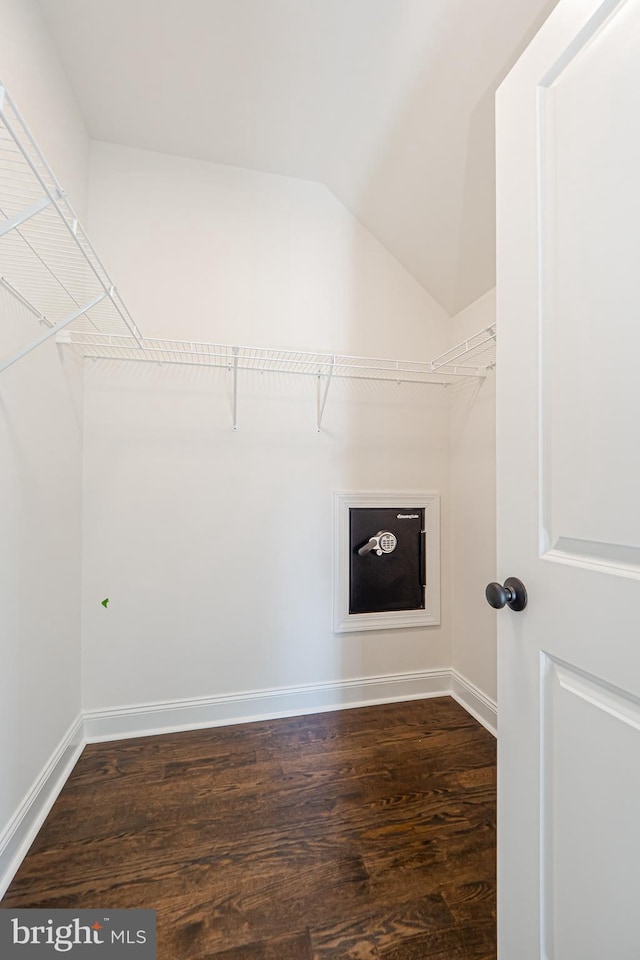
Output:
[85, 141, 450, 355]
[82, 142, 452, 711]
[450, 289, 497, 702]
[0, 0, 89, 220]
[0, 0, 88, 864]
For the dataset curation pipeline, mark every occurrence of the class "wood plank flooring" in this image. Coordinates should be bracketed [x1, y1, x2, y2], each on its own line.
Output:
[2, 697, 496, 959]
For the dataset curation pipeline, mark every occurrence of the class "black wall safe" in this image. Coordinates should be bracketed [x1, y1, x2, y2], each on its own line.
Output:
[349, 507, 426, 615]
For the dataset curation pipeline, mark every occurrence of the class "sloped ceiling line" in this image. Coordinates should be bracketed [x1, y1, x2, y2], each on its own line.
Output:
[37, 0, 560, 314]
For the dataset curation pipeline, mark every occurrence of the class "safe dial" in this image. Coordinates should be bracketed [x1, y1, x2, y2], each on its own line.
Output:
[357, 530, 398, 557]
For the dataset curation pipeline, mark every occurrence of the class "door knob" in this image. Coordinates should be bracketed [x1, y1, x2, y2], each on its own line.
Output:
[485, 577, 527, 612]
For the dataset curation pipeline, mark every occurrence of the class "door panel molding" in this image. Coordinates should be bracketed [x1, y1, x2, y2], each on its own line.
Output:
[541, 652, 640, 958]
[543, 537, 640, 580]
[537, 0, 640, 578]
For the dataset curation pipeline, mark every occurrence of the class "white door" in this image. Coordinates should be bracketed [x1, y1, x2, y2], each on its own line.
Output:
[496, 0, 640, 957]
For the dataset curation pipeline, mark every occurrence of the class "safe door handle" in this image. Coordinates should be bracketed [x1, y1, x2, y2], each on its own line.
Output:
[357, 530, 398, 557]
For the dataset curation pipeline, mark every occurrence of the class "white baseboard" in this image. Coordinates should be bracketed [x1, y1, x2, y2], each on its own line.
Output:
[1, 670, 496, 899]
[83, 670, 452, 742]
[450, 669, 497, 737]
[0, 714, 84, 900]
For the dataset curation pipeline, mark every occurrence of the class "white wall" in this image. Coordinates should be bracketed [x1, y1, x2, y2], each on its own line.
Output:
[82, 142, 452, 713]
[0, 0, 89, 887]
[450, 289, 497, 702]
[0, 0, 89, 219]
[86, 141, 449, 355]
[0, 290, 84, 830]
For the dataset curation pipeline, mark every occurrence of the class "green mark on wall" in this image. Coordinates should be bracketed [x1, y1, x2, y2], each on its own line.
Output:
[101, 598, 109, 608]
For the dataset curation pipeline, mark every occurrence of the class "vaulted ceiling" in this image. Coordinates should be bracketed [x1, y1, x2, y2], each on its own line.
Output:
[37, 0, 559, 315]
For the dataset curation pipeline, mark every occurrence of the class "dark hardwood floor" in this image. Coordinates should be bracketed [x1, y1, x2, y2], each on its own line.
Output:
[2, 697, 496, 959]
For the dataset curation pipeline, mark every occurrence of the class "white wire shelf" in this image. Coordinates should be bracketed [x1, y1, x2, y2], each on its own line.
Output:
[0, 81, 495, 429]
[61, 327, 496, 430]
[430, 325, 496, 374]
[61, 328, 496, 385]
[0, 82, 142, 372]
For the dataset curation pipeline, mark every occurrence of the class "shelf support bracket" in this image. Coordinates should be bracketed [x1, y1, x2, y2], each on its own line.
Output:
[0, 291, 107, 373]
[232, 346, 239, 431]
[317, 355, 335, 432]
[0, 277, 51, 326]
[0, 194, 53, 238]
